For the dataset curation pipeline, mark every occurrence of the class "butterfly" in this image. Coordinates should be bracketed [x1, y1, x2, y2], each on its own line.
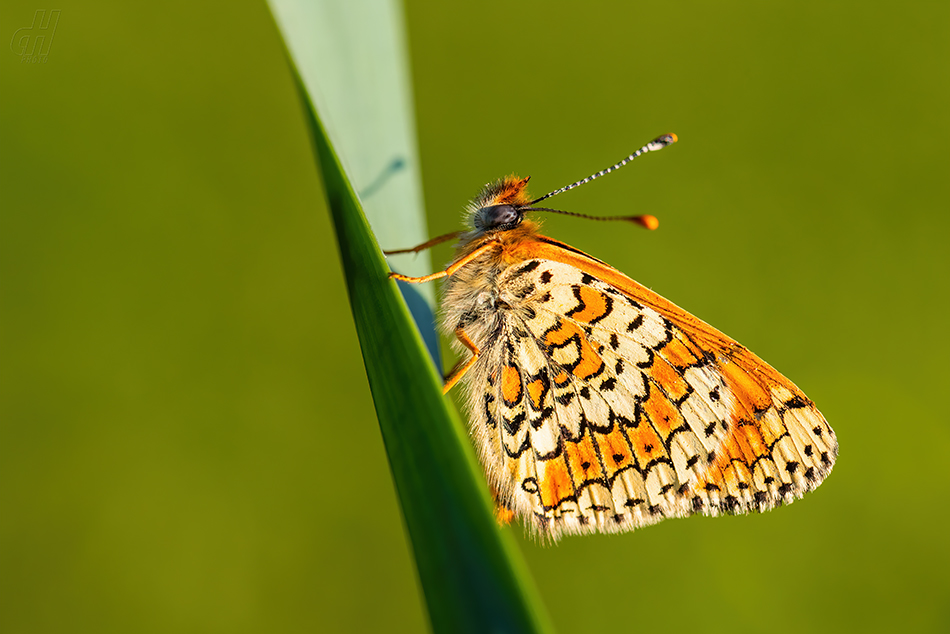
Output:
[387, 134, 837, 540]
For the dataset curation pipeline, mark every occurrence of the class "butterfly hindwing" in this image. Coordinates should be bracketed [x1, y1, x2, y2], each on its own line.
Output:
[471, 257, 836, 539]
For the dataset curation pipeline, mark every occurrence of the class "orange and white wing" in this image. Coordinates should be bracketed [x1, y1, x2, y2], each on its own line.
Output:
[476, 255, 837, 540]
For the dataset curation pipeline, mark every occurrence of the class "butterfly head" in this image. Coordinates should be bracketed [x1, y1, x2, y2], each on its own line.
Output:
[470, 176, 533, 234]
[463, 134, 678, 239]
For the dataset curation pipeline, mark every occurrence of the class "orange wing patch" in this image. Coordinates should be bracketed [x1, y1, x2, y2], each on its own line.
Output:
[594, 428, 635, 479]
[563, 434, 604, 484]
[646, 354, 691, 406]
[659, 331, 706, 368]
[565, 285, 613, 324]
[525, 375, 547, 410]
[640, 383, 687, 441]
[717, 356, 773, 416]
[537, 458, 574, 509]
[541, 318, 605, 380]
[500, 363, 523, 406]
[625, 423, 666, 468]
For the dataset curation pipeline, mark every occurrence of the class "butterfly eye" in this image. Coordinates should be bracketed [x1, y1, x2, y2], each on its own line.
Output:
[476, 204, 523, 231]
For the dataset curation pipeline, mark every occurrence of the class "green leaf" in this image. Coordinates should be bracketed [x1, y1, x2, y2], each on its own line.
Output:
[267, 2, 553, 633]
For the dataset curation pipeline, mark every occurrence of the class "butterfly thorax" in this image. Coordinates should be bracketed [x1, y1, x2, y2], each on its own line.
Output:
[441, 220, 541, 336]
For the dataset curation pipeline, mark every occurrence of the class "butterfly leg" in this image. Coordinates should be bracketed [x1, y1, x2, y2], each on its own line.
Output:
[382, 231, 461, 256]
[388, 241, 499, 283]
[442, 328, 480, 395]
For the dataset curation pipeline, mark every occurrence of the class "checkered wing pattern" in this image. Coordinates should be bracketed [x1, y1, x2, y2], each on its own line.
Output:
[468, 259, 836, 539]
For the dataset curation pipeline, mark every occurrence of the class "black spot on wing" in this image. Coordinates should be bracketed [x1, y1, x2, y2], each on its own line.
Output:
[509, 260, 541, 279]
[636, 347, 655, 369]
[784, 395, 808, 409]
[504, 411, 526, 436]
[502, 432, 531, 459]
[652, 317, 675, 350]
[483, 393, 497, 429]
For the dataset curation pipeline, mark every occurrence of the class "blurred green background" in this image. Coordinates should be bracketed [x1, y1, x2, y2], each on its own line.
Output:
[2, 1, 948, 633]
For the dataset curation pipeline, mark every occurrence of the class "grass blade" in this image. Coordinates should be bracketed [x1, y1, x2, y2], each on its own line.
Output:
[268, 2, 553, 632]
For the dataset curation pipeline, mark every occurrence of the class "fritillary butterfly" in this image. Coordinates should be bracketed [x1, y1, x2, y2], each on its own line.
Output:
[388, 134, 837, 540]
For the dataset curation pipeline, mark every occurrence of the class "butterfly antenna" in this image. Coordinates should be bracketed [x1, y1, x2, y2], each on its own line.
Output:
[528, 133, 677, 206]
[522, 206, 660, 230]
